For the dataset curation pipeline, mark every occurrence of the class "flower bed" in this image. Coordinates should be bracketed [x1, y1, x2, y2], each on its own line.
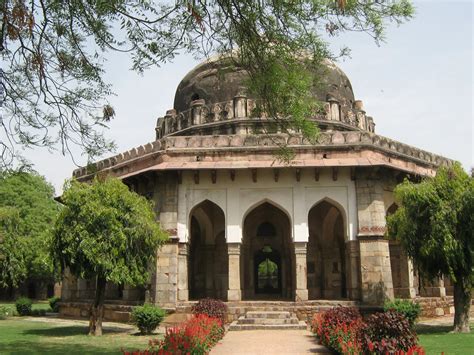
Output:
[123, 314, 224, 355]
[311, 306, 425, 355]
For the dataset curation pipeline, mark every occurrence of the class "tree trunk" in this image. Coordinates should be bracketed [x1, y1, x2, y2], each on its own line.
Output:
[89, 275, 106, 336]
[453, 279, 471, 333]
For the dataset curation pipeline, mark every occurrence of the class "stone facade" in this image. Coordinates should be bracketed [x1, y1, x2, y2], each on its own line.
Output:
[60, 56, 456, 320]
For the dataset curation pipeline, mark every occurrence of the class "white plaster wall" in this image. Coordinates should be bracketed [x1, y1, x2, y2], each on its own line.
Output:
[177, 168, 358, 243]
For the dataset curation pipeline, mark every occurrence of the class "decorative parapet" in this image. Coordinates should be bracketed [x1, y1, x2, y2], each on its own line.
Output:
[73, 131, 454, 179]
[155, 96, 375, 139]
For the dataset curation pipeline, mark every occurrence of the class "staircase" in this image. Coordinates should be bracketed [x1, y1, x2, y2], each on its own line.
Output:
[229, 311, 307, 331]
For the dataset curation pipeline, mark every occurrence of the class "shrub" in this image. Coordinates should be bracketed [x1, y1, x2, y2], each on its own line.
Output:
[49, 296, 61, 313]
[123, 314, 224, 355]
[311, 307, 363, 354]
[0, 305, 14, 319]
[191, 298, 228, 324]
[15, 297, 32, 316]
[131, 304, 166, 335]
[384, 298, 421, 328]
[158, 314, 224, 354]
[360, 310, 418, 354]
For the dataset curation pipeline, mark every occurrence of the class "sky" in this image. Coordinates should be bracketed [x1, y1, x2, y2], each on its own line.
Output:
[19, 1, 474, 194]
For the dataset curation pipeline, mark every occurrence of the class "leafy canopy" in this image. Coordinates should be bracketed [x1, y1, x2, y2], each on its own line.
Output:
[0, 207, 27, 288]
[387, 163, 473, 288]
[52, 177, 168, 285]
[0, 170, 60, 284]
[1, 0, 414, 167]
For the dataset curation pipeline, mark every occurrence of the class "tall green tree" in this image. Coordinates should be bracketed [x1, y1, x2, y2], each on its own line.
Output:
[52, 177, 168, 336]
[0, 207, 27, 293]
[387, 164, 473, 333]
[0, 0, 413, 167]
[0, 170, 60, 295]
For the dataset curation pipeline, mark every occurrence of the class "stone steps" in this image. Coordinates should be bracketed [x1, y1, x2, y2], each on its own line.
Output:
[229, 310, 307, 331]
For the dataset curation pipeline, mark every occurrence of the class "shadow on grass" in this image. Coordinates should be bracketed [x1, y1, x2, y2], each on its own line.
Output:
[416, 324, 453, 335]
[24, 325, 125, 337]
[416, 323, 474, 335]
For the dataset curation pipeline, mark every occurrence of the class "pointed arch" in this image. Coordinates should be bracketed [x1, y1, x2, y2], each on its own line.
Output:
[241, 201, 294, 300]
[188, 199, 227, 300]
[307, 198, 348, 300]
[242, 198, 292, 229]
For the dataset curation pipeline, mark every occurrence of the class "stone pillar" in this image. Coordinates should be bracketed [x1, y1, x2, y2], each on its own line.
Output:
[152, 238, 179, 308]
[356, 175, 394, 304]
[294, 242, 309, 301]
[177, 243, 189, 301]
[191, 99, 205, 125]
[328, 96, 340, 121]
[233, 95, 247, 118]
[419, 277, 446, 297]
[396, 248, 417, 299]
[346, 240, 361, 300]
[227, 243, 242, 301]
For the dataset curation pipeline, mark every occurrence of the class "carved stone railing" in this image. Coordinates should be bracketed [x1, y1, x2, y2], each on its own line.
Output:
[155, 96, 375, 139]
[73, 132, 453, 179]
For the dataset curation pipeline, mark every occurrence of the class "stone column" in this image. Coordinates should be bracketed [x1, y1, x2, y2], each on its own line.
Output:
[346, 240, 361, 300]
[152, 238, 179, 308]
[397, 250, 417, 299]
[177, 243, 189, 301]
[294, 242, 309, 301]
[356, 175, 394, 304]
[227, 243, 242, 301]
[151, 171, 179, 309]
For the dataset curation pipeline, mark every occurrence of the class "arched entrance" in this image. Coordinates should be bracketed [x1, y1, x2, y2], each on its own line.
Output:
[307, 200, 347, 300]
[242, 202, 294, 300]
[188, 200, 228, 300]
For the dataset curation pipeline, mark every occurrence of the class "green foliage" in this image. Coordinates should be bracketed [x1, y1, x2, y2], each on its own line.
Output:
[0, 171, 60, 289]
[52, 177, 168, 286]
[131, 304, 166, 335]
[387, 163, 473, 288]
[49, 297, 61, 313]
[0, 305, 14, 319]
[15, 297, 32, 316]
[388, 163, 473, 332]
[1, 0, 413, 167]
[384, 299, 421, 328]
[0, 207, 27, 289]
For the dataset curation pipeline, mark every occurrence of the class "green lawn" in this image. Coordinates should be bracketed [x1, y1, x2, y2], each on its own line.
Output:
[417, 323, 474, 355]
[0, 318, 160, 354]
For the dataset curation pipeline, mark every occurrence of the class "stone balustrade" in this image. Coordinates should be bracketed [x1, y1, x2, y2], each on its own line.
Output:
[155, 96, 375, 139]
[73, 131, 453, 179]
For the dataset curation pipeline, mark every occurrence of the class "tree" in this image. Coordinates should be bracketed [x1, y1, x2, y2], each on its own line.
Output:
[52, 177, 168, 336]
[0, 170, 60, 296]
[0, 0, 414, 167]
[0, 207, 27, 293]
[387, 164, 473, 333]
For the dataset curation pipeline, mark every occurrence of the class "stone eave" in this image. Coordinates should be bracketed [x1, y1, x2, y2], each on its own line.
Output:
[74, 132, 454, 182]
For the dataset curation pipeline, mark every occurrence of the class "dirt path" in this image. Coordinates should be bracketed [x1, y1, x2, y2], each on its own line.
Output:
[210, 329, 331, 355]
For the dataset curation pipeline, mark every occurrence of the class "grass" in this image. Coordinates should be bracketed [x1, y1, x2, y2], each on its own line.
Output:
[0, 318, 160, 354]
[417, 323, 474, 355]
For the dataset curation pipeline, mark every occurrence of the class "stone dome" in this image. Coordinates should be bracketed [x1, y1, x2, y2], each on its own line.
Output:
[173, 56, 355, 116]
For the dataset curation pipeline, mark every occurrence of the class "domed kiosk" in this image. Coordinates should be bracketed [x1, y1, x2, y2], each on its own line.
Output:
[61, 57, 455, 323]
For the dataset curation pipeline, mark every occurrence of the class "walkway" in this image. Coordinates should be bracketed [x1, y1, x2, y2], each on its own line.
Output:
[211, 329, 331, 355]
